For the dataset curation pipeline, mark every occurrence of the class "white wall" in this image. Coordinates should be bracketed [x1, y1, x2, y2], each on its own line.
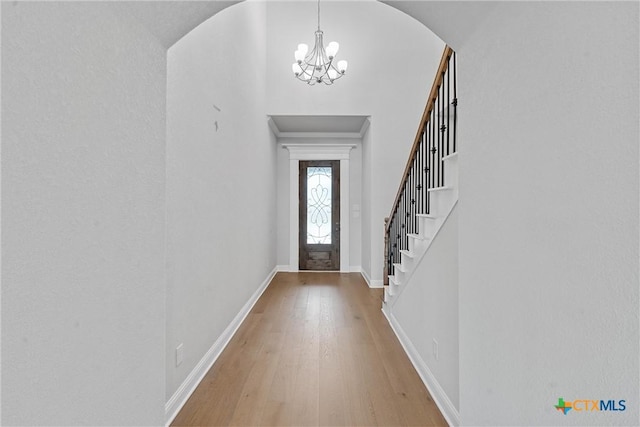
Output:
[275, 139, 362, 271]
[2, 2, 167, 424]
[360, 125, 373, 280]
[453, 3, 639, 425]
[166, 0, 277, 403]
[276, 142, 291, 267]
[393, 204, 459, 414]
[266, 0, 444, 283]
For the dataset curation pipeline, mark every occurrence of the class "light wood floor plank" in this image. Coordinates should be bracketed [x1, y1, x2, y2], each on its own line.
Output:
[171, 272, 447, 427]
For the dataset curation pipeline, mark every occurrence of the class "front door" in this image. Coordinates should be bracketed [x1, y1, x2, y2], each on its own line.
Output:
[299, 160, 340, 270]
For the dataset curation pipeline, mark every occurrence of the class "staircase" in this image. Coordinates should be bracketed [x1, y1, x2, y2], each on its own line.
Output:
[383, 46, 457, 307]
[384, 153, 458, 304]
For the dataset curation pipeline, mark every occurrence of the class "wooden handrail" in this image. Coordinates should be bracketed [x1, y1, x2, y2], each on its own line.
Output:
[385, 46, 454, 233]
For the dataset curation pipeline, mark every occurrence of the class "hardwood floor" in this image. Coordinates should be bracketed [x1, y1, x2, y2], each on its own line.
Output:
[171, 272, 447, 427]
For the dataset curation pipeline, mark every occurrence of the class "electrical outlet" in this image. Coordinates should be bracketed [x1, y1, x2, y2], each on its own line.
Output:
[432, 339, 439, 361]
[176, 344, 184, 367]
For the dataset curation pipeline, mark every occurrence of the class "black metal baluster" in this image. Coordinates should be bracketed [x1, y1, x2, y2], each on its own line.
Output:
[406, 166, 413, 241]
[400, 193, 404, 252]
[440, 76, 445, 187]
[407, 159, 416, 237]
[422, 127, 427, 214]
[435, 91, 440, 188]
[444, 66, 451, 160]
[428, 109, 432, 197]
[404, 186, 408, 249]
[406, 169, 413, 244]
[453, 52, 457, 153]
[415, 142, 420, 221]
[434, 101, 438, 188]
[424, 127, 428, 214]
[404, 179, 409, 249]
[391, 215, 396, 275]
[412, 152, 417, 234]
[417, 136, 422, 216]
[387, 218, 391, 276]
[408, 174, 411, 247]
[391, 215, 395, 275]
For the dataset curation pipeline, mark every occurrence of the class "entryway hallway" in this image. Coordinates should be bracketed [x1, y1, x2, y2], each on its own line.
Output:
[172, 272, 447, 426]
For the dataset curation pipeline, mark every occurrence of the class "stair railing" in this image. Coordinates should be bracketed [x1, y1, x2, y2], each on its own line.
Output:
[384, 46, 457, 285]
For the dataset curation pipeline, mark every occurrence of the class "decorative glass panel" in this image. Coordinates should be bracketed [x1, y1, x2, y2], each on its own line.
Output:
[307, 166, 332, 244]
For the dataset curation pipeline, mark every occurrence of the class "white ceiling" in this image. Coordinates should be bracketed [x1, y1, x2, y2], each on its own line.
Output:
[107, 1, 498, 52]
[109, 1, 241, 48]
[268, 115, 370, 138]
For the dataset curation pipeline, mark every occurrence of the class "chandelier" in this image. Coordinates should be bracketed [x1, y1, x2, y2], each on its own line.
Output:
[291, 0, 348, 85]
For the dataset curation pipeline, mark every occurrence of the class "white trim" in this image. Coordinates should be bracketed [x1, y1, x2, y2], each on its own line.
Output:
[340, 159, 349, 271]
[283, 144, 356, 160]
[369, 280, 384, 288]
[359, 117, 370, 137]
[360, 268, 384, 288]
[164, 267, 278, 426]
[284, 144, 354, 272]
[277, 131, 363, 139]
[268, 117, 370, 139]
[276, 264, 290, 272]
[361, 270, 371, 287]
[349, 265, 362, 273]
[381, 309, 460, 427]
[288, 158, 299, 271]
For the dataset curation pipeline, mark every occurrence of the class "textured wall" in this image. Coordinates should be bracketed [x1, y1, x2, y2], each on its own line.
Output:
[455, 3, 639, 425]
[2, 2, 167, 424]
[165, 1, 277, 402]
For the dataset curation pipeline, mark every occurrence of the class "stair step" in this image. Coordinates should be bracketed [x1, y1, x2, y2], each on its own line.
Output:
[389, 274, 400, 286]
[428, 186, 453, 193]
[407, 233, 429, 241]
[416, 213, 437, 219]
[399, 249, 415, 258]
[442, 152, 458, 162]
[392, 263, 406, 273]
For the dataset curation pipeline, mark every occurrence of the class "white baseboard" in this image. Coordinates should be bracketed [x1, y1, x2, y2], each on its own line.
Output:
[349, 265, 362, 273]
[381, 308, 460, 427]
[276, 264, 290, 272]
[369, 280, 383, 288]
[360, 268, 383, 288]
[164, 266, 278, 426]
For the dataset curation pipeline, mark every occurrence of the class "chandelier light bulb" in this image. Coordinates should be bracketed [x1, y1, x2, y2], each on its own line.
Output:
[294, 49, 305, 63]
[327, 69, 338, 80]
[292, 63, 303, 76]
[337, 60, 348, 73]
[298, 43, 309, 57]
[326, 41, 339, 59]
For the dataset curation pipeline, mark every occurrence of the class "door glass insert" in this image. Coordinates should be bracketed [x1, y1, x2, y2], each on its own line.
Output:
[306, 166, 332, 244]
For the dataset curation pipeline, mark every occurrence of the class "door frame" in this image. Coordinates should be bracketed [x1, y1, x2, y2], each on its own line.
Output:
[299, 160, 340, 270]
[283, 143, 355, 272]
